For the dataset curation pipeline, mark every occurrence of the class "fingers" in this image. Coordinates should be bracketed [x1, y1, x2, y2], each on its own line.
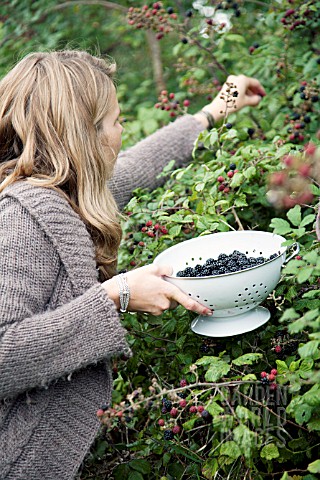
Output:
[168, 284, 213, 316]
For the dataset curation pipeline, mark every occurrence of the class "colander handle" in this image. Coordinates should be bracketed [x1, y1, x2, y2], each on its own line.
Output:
[283, 242, 300, 264]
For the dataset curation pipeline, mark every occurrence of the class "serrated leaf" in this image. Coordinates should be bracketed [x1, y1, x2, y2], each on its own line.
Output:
[300, 214, 316, 227]
[298, 340, 320, 359]
[280, 308, 300, 322]
[236, 405, 261, 427]
[230, 172, 244, 188]
[182, 417, 198, 431]
[294, 403, 312, 424]
[129, 459, 151, 475]
[243, 166, 256, 179]
[297, 266, 314, 283]
[205, 360, 231, 382]
[308, 459, 320, 473]
[260, 443, 280, 460]
[195, 355, 220, 366]
[202, 458, 219, 479]
[287, 205, 301, 226]
[232, 353, 263, 366]
[212, 415, 234, 433]
[276, 360, 289, 374]
[114, 464, 131, 480]
[270, 218, 292, 235]
[233, 424, 257, 459]
[206, 400, 224, 417]
[307, 419, 320, 431]
[220, 441, 241, 459]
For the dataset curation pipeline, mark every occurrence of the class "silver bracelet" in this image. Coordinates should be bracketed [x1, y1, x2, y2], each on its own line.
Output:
[198, 109, 215, 130]
[116, 273, 130, 313]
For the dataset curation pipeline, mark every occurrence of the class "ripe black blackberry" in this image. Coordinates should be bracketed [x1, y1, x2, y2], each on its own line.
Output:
[162, 399, 172, 411]
[164, 429, 174, 440]
[178, 392, 187, 399]
[200, 344, 210, 353]
[261, 377, 269, 385]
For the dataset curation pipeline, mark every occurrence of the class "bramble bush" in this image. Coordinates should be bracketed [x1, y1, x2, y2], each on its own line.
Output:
[83, 1, 320, 479]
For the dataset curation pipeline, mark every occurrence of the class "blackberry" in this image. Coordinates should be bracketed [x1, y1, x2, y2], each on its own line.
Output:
[164, 429, 174, 440]
[206, 257, 215, 265]
[178, 392, 187, 399]
[218, 253, 229, 262]
[201, 267, 212, 276]
[248, 128, 255, 136]
[161, 407, 167, 414]
[201, 410, 211, 419]
[269, 253, 278, 260]
[176, 270, 185, 277]
[261, 377, 269, 385]
[226, 123, 233, 129]
[184, 267, 194, 277]
[229, 163, 237, 170]
[200, 344, 210, 353]
[162, 399, 172, 410]
[186, 9, 193, 17]
[167, 6, 174, 14]
[311, 95, 319, 102]
[256, 257, 265, 264]
[304, 115, 311, 123]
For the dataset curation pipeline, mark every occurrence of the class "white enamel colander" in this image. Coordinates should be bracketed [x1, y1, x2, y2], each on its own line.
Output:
[153, 230, 299, 337]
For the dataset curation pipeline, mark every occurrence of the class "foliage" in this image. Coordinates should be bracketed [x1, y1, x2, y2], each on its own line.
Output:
[1, 0, 320, 479]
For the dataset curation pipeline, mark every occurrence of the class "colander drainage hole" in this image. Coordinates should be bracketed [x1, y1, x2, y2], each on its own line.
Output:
[196, 295, 200, 298]
[238, 293, 242, 297]
[260, 283, 263, 286]
[188, 293, 192, 296]
[245, 287, 248, 291]
[252, 284, 256, 287]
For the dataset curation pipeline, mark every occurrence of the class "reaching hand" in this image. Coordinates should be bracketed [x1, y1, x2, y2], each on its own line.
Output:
[195, 74, 266, 127]
[102, 264, 213, 317]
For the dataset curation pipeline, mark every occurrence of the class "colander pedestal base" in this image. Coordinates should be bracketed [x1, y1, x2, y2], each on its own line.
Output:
[191, 306, 270, 337]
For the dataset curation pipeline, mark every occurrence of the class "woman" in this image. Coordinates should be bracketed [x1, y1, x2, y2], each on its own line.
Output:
[0, 50, 265, 479]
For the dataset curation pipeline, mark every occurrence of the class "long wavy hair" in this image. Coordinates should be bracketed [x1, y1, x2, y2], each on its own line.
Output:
[0, 50, 123, 281]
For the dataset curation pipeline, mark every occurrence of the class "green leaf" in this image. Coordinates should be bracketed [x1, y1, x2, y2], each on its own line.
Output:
[202, 458, 219, 479]
[212, 415, 234, 433]
[220, 441, 241, 459]
[129, 459, 151, 475]
[230, 172, 244, 188]
[243, 166, 256, 179]
[233, 424, 257, 459]
[114, 464, 131, 480]
[182, 417, 198, 431]
[276, 360, 289, 374]
[195, 356, 221, 366]
[307, 419, 320, 431]
[260, 443, 280, 460]
[280, 308, 300, 322]
[233, 353, 263, 366]
[206, 400, 224, 417]
[205, 360, 231, 382]
[235, 405, 261, 427]
[300, 214, 316, 227]
[287, 205, 301, 226]
[298, 340, 320, 359]
[308, 459, 320, 473]
[297, 266, 314, 283]
[294, 403, 312, 424]
[270, 218, 292, 235]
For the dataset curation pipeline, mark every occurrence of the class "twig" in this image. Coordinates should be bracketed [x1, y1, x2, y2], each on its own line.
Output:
[231, 206, 244, 230]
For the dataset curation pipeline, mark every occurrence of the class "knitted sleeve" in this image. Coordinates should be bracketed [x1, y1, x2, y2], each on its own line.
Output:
[0, 197, 129, 400]
[108, 115, 204, 210]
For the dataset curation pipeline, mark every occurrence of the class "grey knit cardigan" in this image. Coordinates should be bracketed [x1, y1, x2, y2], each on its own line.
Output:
[0, 116, 203, 480]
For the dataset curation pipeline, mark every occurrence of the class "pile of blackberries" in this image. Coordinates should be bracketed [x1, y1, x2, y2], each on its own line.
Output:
[176, 250, 279, 277]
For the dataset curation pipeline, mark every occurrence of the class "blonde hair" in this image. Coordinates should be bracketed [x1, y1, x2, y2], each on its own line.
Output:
[0, 50, 122, 281]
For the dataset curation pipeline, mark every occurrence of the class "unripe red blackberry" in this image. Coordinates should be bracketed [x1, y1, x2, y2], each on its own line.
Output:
[227, 171, 234, 178]
[223, 187, 230, 194]
[269, 383, 277, 391]
[158, 419, 165, 426]
[172, 425, 181, 435]
[147, 231, 155, 238]
[146, 220, 153, 227]
[268, 373, 276, 382]
[183, 99, 190, 107]
[161, 227, 168, 234]
[260, 371, 267, 378]
[170, 408, 178, 417]
[275, 345, 282, 353]
[270, 369, 278, 376]
[169, 92, 175, 99]
[217, 175, 225, 183]
[180, 379, 187, 387]
[218, 184, 225, 192]
[197, 405, 204, 413]
[179, 400, 187, 408]
[189, 406, 197, 413]
[96, 409, 104, 417]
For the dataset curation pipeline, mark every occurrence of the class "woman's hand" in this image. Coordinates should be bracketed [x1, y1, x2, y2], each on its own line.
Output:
[194, 74, 266, 127]
[102, 264, 213, 317]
